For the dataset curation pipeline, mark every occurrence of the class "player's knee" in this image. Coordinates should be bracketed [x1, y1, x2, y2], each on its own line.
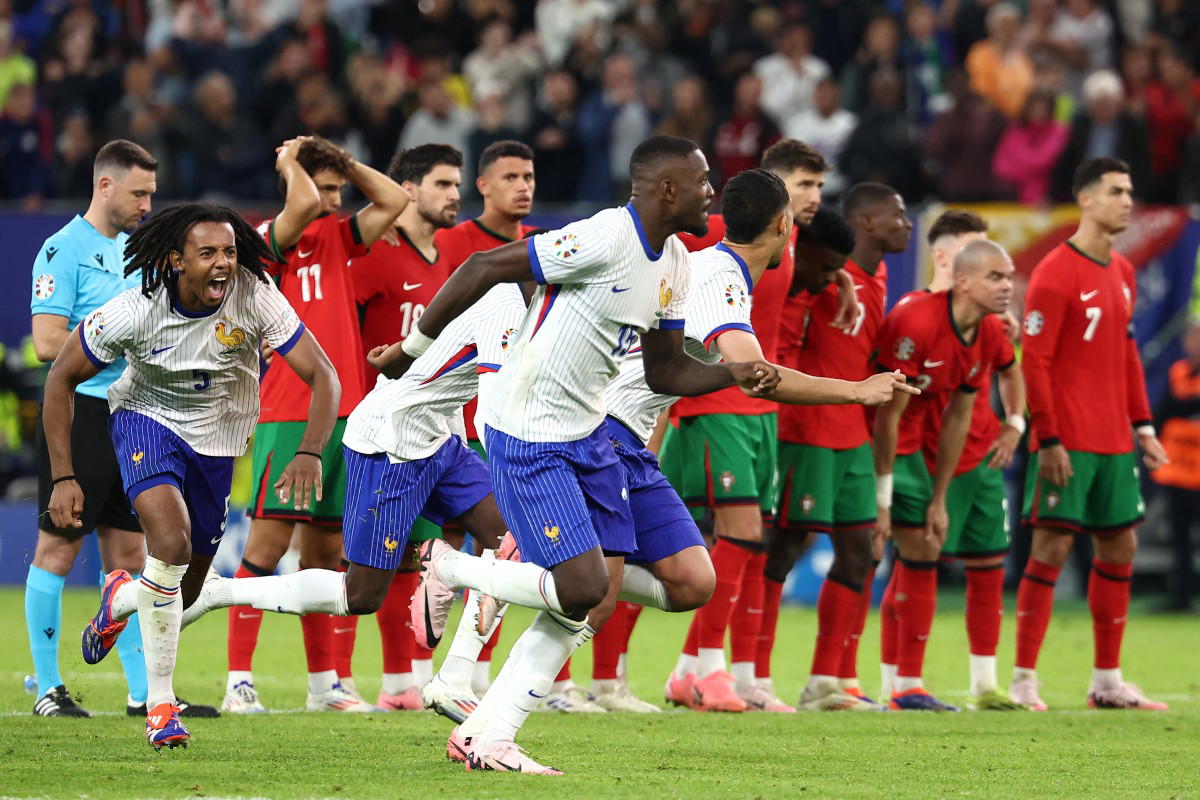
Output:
[344, 588, 384, 616]
[557, 572, 609, 618]
[667, 568, 715, 612]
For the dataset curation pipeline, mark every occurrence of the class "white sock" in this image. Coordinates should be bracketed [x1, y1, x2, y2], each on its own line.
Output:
[1013, 666, 1037, 683]
[895, 675, 923, 693]
[881, 663, 898, 698]
[757, 676, 776, 692]
[476, 612, 591, 750]
[308, 669, 338, 695]
[381, 672, 415, 695]
[969, 654, 998, 695]
[617, 652, 628, 682]
[226, 670, 253, 692]
[439, 550, 564, 614]
[697, 647, 725, 677]
[593, 678, 620, 693]
[413, 658, 433, 688]
[619, 564, 670, 611]
[461, 636, 527, 739]
[838, 677, 861, 691]
[438, 590, 488, 688]
[806, 674, 838, 695]
[673, 653, 697, 680]
[111, 580, 139, 621]
[730, 661, 755, 693]
[138, 557, 188, 710]
[551, 678, 570, 693]
[472, 660, 492, 696]
[1092, 667, 1122, 690]
[219, 570, 349, 615]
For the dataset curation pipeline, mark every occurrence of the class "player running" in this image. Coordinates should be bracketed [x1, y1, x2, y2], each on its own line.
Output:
[59, 204, 339, 750]
[873, 238, 1015, 711]
[223, 136, 407, 715]
[1012, 157, 1169, 711]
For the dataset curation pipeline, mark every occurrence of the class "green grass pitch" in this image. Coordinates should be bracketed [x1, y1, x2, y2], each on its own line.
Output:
[1, 587, 1196, 799]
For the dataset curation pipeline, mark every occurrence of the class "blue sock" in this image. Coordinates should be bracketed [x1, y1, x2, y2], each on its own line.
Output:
[26, 565, 65, 694]
[104, 571, 148, 705]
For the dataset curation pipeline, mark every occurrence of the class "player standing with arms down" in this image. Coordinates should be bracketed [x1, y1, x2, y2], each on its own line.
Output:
[59, 204, 339, 749]
[1011, 157, 1169, 711]
[223, 136, 407, 714]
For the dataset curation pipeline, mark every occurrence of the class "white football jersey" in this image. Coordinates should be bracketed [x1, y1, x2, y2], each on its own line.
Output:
[80, 270, 303, 457]
[604, 243, 756, 443]
[343, 284, 526, 461]
[486, 205, 690, 442]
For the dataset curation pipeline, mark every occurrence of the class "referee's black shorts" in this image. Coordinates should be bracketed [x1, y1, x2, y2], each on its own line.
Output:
[36, 393, 141, 536]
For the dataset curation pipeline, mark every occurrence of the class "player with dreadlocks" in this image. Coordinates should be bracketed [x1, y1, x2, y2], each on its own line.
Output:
[43, 203, 340, 751]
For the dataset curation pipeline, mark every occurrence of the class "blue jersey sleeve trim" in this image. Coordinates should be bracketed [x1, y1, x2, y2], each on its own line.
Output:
[702, 321, 753, 346]
[78, 325, 112, 370]
[274, 322, 306, 357]
[528, 237, 546, 285]
[658, 318, 686, 330]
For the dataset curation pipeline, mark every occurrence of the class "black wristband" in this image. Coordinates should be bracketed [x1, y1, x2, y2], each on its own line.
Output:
[295, 450, 321, 460]
[52, 475, 77, 485]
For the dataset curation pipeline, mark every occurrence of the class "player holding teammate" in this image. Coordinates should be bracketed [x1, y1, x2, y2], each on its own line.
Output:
[223, 136, 407, 714]
[60, 204, 339, 749]
[1012, 157, 1169, 710]
[873, 239, 1016, 711]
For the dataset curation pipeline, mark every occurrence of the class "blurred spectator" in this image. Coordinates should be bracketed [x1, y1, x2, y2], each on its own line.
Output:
[1031, 52, 1076, 124]
[807, 0, 875, 76]
[622, 15, 692, 122]
[711, 71, 779, 190]
[753, 22, 831, 128]
[576, 52, 650, 203]
[841, 14, 902, 114]
[463, 18, 541, 132]
[398, 79, 476, 160]
[529, 68, 583, 203]
[654, 75, 713, 156]
[105, 56, 177, 193]
[1149, 0, 1200, 60]
[271, 0, 350, 80]
[839, 67, 929, 202]
[1144, 47, 1200, 203]
[39, 16, 104, 124]
[952, 0, 1000, 59]
[1018, 0, 1061, 59]
[1050, 70, 1151, 201]
[186, 70, 269, 199]
[927, 68, 1009, 201]
[252, 35, 312, 142]
[1120, 44, 1154, 118]
[50, 112, 92, 198]
[902, 2, 954, 124]
[992, 88, 1069, 205]
[345, 52, 405, 172]
[0, 83, 49, 210]
[468, 90, 521, 186]
[0, 19, 35, 110]
[1051, 0, 1115, 97]
[785, 76, 855, 196]
[966, 2, 1034, 118]
[1182, 112, 1200, 206]
[536, 0, 615, 69]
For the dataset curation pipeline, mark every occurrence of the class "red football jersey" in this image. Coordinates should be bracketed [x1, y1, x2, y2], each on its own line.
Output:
[1021, 242, 1151, 453]
[875, 290, 993, 457]
[778, 258, 888, 449]
[674, 215, 795, 418]
[351, 228, 454, 391]
[435, 218, 537, 439]
[257, 214, 367, 422]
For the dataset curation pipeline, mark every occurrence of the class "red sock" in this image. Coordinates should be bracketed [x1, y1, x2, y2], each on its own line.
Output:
[838, 565, 875, 680]
[730, 551, 766, 663]
[333, 565, 356, 679]
[1015, 558, 1061, 670]
[555, 658, 571, 683]
[299, 611, 335, 674]
[879, 569, 898, 665]
[1089, 560, 1132, 669]
[227, 564, 263, 671]
[592, 603, 635, 680]
[479, 616, 502, 663]
[682, 614, 699, 657]
[378, 571, 417, 674]
[894, 560, 937, 679]
[620, 602, 642, 655]
[811, 577, 860, 676]
[964, 564, 1004, 657]
[695, 538, 754, 649]
[756, 578, 784, 679]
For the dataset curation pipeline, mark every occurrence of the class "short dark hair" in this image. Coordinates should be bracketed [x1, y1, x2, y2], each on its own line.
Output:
[795, 207, 855, 256]
[94, 139, 157, 182]
[297, 136, 353, 179]
[841, 182, 899, 221]
[1072, 156, 1130, 196]
[926, 209, 988, 247]
[388, 144, 463, 185]
[629, 134, 699, 181]
[478, 140, 534, 175]
[760, 139, 827, 175]
[722, 169, 790, 244]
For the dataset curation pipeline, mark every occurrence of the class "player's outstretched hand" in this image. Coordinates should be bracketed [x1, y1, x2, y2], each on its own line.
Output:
[47, 480, 84, 529]
[1038, 443, 1073, 487]
[367, 342, 415, 379]
[857, 370, 920, 406]
[730, 360, 781, 396]
[380, 227, 401, 247]
[1138, 431, 1169, 471]
[987, 425, 1021, 469]
[830, 268, 863, 331]
[925, 499, 949, 545]
[275, 452, 324, 512]
[874, 505, 891, 544]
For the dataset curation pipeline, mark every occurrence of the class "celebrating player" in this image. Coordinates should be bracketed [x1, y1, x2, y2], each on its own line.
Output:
[59, 204, 339, 749]
[224, 136, 407, 715]
[1012, 157, 1169, 711]
[873, 238, 1015, 711]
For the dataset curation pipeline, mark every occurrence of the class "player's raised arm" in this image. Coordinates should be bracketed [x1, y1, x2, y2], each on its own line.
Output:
[270, 138, 322, 255]
[347, 158, 409, 247]
[926, 388, 975, 544]
[43, 327, 105, 528]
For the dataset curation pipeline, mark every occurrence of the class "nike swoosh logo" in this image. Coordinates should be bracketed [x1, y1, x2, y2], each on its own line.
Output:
[611, 286, 631, 293]
[923, 359, 945, 368]
[1080, 290, 1099, 301]
[151, 345, 175, 355]
[403, 282, 423, 290]
[334, 626, 355, 634]
[152, 599, 175, 608]
[237, 612, 257, 619]
[298, 249, 314, 259]
[527, 690, 546, 698]
[210, 535, 222, 544]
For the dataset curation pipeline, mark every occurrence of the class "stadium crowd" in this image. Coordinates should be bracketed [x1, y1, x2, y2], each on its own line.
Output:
[1, 0, 1199, 209]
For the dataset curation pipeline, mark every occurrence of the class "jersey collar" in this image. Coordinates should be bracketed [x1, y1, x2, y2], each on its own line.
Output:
[946, 290, 974, 346]
[396, 226, 437, 265]
[625, 203, 663, 261]
[167, 271, 222, 318]
[472, 218, 517, 243]
[715, 242, 753, 290]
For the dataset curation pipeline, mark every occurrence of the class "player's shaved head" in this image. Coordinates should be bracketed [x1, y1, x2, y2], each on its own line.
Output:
[842, 182, 899, 221]
[795, 207, 855, 255]
[952, 238, 1010, 277]
[628, 135, 713, 238]
[629, 135, 701, 184]
[722, 169, 789, 243]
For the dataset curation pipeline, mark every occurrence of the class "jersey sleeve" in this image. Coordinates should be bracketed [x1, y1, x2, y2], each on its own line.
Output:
[253, 277, 305, 355]
[683, 269, 750, 347]
[1121, 262, 1152, 427]
[1021, 267, 1072, 445]
[874, 307, 924, 379]
[473, 287, 526, 441]
[79, 293, 136, 368]
[30, 236, 79, 318]
[339, 215, 370, 259]
[993, 322, 1017, 371]
[526, 215, 615, 285]
[653, 255, 689, 331]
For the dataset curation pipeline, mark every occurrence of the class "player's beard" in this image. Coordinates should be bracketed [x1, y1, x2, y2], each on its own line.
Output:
[420, 204, 459, 230]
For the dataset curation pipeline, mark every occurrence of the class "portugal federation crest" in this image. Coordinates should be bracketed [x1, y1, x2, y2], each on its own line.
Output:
[893, 336, 915, 361]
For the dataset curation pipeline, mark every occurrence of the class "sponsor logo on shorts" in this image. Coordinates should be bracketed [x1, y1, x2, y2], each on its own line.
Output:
[1046, 492, 1060, 509]
[720, 471, 735, 492]
[543, 524, 560, 542]
[131, 450, 145, 465]
[34, 273, 55, 299]
[800, 494, 815, 515]
[383, 534, 400, 552]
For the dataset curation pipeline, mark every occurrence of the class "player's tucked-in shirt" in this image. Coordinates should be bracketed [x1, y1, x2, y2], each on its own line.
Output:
[79, 271, 303, 457]
[875, 290, 993, 457]
[674, 216, 794, 417]
[351, 228, 454, 390]
[778, 258, 888, 450]
[344, 284, 525, 461]
[605, 243, 753, 443]
[1021, 242, 1151, 454]
[257, 214, 367, 421]
[486, 204, 690, 443]
[30, 215, 139, 400]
